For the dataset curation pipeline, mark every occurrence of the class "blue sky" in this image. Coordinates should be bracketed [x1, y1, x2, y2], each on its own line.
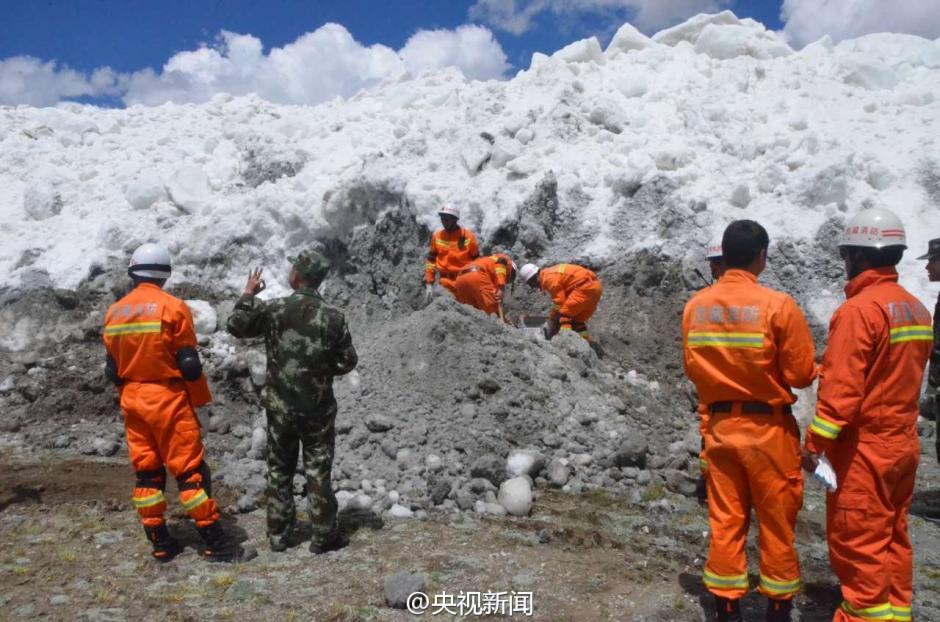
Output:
[1, 1, 937, 107]
[1, 0, 782, 76]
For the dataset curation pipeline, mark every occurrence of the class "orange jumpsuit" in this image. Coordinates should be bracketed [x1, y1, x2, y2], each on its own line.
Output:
[424, 227, 479, 294]
[683, 269, 817, 602]
[103, 283, 219, 529]
[804, 268, 931, 622]
[539, 264, 602, 339]
[453, 253, 512, 316]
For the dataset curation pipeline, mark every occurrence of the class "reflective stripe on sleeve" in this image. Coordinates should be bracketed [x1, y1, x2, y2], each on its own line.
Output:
[687, 331, 764, 348]
[809, 415, 842, 440]
[890, 325, 932, 344]
[104, 321, 161, 336]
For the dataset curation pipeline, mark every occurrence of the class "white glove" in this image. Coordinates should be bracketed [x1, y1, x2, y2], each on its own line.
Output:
[424, 283, 433, 303]
[813, 455, 838, 492]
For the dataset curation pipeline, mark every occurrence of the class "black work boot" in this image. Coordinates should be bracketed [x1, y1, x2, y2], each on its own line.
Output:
[269, 521, 297, 553]
[766, 598, 793, 622]
[197, 522, 257, 563]
[144, 524, 183, 563]
[309, 531, 349, 555]
[715, 597, 743, 622]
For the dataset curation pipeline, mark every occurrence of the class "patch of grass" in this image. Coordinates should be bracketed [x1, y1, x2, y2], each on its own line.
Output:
[213, 574, 235, 589]
[56, 547, 77, 563]
[95, 588, 114, 603]
[924, 566, 940, 580]
[322, 603, 369, 621]
[168, 583, 210, 603]
[11, 566, 31, 576]
[641, 484, 667, 503]
[581, 488, 622, 508]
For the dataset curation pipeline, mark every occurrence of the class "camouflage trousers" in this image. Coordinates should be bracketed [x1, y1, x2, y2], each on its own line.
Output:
[265, 398, 339, 546]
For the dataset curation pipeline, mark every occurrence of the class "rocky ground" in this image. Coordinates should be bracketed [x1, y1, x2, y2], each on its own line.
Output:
[2, 441, 940, 621]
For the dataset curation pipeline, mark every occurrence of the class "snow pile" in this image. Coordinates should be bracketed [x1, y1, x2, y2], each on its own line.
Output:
[0, 12, 938, 324]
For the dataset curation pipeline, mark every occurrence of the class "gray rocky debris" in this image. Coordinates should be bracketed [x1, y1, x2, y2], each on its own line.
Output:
[384, 572, 428, 609]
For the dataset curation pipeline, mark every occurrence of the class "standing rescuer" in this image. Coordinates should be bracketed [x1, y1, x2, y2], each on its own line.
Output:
[227, 250, 358, 554]
[682, 220, 817, 622]
[918, 237, 940, 462]
[453, 253, 516, 318]
[424, 205, 479, 300]
[802, 209, 931, 622]
[519, 262, 603, 341]
[103, 243, 253, 563]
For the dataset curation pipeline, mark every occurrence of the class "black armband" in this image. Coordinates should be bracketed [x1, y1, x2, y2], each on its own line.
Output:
[175, 347, 203, 382]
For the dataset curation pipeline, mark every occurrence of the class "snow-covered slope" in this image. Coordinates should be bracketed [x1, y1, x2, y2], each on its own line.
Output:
[1, 11, 939, 310]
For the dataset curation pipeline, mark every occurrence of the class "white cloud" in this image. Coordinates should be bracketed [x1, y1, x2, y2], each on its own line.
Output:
[400, 26, 509, 81]
[782, 0, 940, 47]
[0, 23, 509, 108]
[123, 23, 508, 107]
[469, 0, 731, 36]
[0, 56, 119, 107]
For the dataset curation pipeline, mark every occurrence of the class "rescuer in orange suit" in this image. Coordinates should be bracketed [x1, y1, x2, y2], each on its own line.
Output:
[682, 220, 817, 622]
[424, 205, 479, 299]
[453, 253, 516, 317]
[103, 243, 254, 563]
[802, 209, 931, 622]
[519, 262, 602, 341]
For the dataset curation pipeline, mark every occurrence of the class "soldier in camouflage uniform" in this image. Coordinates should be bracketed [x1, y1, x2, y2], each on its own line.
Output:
[227, 251, 358, 553]
[919, 237, 940, 463]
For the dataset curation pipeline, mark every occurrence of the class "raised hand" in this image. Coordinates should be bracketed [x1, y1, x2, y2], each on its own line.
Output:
[244, 267, 266, 297]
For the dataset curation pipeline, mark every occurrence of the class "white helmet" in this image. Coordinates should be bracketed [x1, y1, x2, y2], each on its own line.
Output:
[706, 237, 723, 260]
[128, 242, 172, 279]
[838, 208, 907, 249]
[438, 205, 460, 220]
[519, 263, 539, 283]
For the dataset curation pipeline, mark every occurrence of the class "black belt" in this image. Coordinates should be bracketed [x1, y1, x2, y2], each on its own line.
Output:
[710, 401, 791, 415]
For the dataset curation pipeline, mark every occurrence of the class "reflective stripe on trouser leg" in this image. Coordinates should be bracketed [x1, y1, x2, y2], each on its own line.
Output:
[750, 440, 803, 600]
[702, 426, 751, 599]
[890, 604, 911, 621]
[827, 443, 917, 622]
[837, 601, 893, 620]
[758, 575, 801, 599]
[571, 321, 590, 342]
[177, 467, 220, 528]
[179, 487, 219, 527]
[132, 487, 167, 528]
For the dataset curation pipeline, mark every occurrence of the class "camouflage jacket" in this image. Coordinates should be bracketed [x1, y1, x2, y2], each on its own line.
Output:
[227, 287, 358, 412]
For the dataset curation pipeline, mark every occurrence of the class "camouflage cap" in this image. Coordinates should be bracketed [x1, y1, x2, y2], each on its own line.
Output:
[917, 237, 940, 260]
[289, 250, 330, 285]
